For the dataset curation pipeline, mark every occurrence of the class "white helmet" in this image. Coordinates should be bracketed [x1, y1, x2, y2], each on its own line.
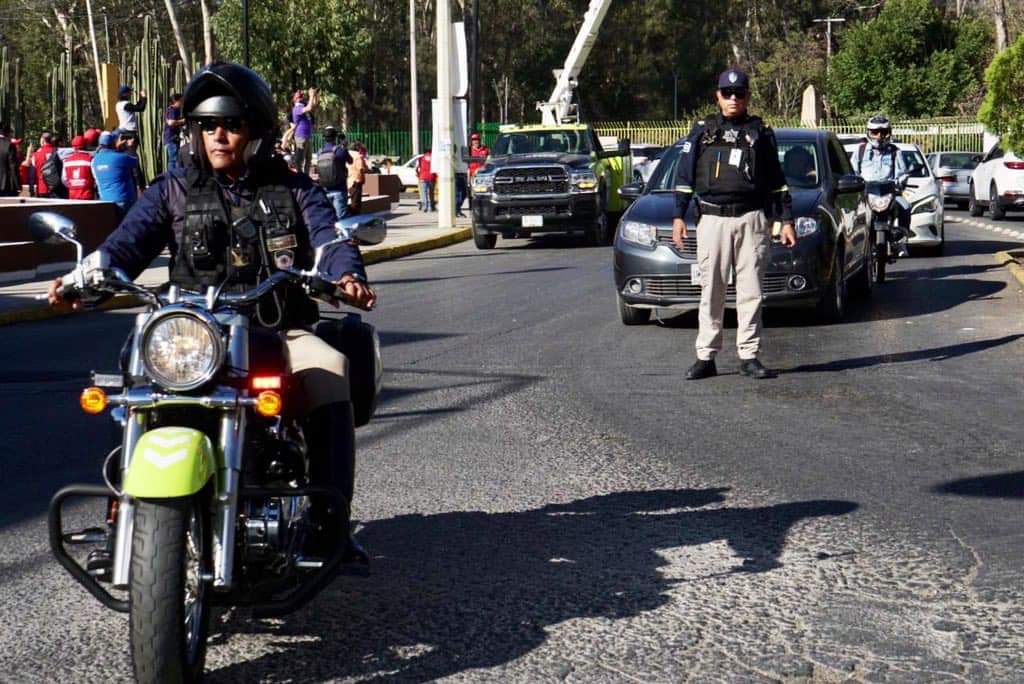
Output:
[866, 115, 892, 148]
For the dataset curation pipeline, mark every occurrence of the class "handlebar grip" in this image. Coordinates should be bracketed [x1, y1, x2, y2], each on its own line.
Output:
[57, 281, 81, 301]
[308, 276, 347, 302]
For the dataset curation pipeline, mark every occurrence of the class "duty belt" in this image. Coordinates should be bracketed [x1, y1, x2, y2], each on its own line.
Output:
[699, 201, 761, 218]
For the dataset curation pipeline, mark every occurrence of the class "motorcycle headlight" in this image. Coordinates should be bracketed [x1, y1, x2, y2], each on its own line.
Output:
[571, 169, 598, 191]
[868, 194, 893, 213]
[620, 220, 657, 247]
[795, 216, 819, 237]
[912, 195, 938, 215]
[141, 310, 224, 391]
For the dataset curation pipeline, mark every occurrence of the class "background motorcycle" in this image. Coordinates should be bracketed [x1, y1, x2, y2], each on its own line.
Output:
[36, 211, 384, 682]
[864, 178, 910, 283]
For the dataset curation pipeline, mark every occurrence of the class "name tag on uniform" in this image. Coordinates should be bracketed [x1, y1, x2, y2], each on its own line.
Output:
[728, 148, 742, 167]
[266, 234, 298, 252]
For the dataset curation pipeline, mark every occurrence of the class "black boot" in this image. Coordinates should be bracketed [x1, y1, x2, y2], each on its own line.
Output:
[686, 358, 717, 380]
[304, 401, 365, 561]
[739, 358, 774, 379]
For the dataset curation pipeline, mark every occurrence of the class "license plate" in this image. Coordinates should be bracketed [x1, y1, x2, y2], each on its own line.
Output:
[690, 264, 734, 284]
[521, 215, 543, 227]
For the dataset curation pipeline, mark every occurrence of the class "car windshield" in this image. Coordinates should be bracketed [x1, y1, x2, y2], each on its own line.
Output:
[902, 150, 929, 177]
[938, 153, 979, 170]
[646, 144, 683, 191]
[493, 130, 592, 155]
[777, 141, 821, 189]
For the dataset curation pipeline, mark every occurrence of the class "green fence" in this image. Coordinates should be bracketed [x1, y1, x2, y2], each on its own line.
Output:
[322, 117, 984, 162]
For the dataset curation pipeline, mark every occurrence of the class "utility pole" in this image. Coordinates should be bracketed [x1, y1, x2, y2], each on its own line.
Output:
[465, 0, 480, 132]
[673, 69, 679, 121]
[813, 17, 845, 74]
[436, 0, 455, 228]
[409, 0, 419, 156]
[242, 0, 250, 67]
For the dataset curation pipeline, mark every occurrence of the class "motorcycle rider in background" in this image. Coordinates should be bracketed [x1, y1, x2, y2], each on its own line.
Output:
[851, 115, 911, 258]
[47, 62, 376, 556]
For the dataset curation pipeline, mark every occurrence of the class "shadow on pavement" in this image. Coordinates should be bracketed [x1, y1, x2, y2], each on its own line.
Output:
[208, 490, 858, 683]
[932, 471, 1024, 499]
[942, 239, 1023, 258]
[780, 334, 1023, 374]
[373, 266, 575, 286]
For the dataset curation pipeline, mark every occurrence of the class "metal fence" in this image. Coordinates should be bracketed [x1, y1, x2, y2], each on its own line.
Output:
[595, 117, 985, 153]
[328, 117, 984, 162]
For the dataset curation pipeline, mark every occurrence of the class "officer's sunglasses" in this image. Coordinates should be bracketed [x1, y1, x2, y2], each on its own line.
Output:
[196, 117, 245, 134]
[720, 88, 749, 100]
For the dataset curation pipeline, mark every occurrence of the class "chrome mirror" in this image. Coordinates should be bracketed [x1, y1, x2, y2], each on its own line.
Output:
[335, 216, 387, 246]
[29, 211, 84, 263]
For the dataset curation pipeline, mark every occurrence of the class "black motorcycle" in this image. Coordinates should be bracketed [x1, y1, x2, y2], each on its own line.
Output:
[864, 178, 909, 284]
[34, 210, 385, 682]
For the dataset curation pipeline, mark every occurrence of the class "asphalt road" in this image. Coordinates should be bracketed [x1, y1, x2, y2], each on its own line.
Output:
[1, 208, 1022, 682]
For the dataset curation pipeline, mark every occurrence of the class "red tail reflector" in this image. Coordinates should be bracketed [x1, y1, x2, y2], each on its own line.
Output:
[1004, 161, 1024, 170]
[252, 375, 282, 390]
[938, 175, 956, 183]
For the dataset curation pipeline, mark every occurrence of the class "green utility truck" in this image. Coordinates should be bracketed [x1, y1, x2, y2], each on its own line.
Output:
[469, 123, 632, 249]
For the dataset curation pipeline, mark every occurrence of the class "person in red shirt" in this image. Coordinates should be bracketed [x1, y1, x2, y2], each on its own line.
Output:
[31, 132, 57, 197]
[417, 151, 435, 212]
[468, 132, 490, 178]
[62, 135, 97, 200]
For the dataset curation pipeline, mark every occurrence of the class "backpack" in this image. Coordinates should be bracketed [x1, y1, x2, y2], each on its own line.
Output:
[41, 151, 63, 190]
[856, 140, 898, 177]
[316, 147, 345, 187]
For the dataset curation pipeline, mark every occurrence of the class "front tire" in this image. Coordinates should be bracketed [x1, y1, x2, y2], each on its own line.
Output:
[472, 222, 497, 250]
[817, 247, 847, 323]
[990, 183, 1006, 220]
[617, 295, 651, 325]
[130, 494, 211, 684]
[851, 235, 875, 297]
[968, 183, 984, 216]
[587, 193, 612, 246]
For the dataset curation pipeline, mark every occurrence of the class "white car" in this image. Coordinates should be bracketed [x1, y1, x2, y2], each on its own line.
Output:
[390, 154, 423, 190]
[630, 144, 665, 184]
[843, 139, 945, 254]
[967, 141, 1024, 219]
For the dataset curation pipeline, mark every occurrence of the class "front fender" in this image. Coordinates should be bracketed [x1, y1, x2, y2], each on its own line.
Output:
[122, 427, 216, 498]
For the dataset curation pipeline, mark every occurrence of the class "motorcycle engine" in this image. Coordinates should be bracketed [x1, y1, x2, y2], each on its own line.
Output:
[241, 496, 312, 567]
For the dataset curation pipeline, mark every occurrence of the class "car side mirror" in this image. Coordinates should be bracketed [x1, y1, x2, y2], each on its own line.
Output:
[835, 174, 864, 195]
[335, 215, 387, 246]
[618, 181, 644, 201]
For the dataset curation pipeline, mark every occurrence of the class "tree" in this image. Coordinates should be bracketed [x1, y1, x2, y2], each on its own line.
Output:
[978, 33, 1024, 154]
[828, 0, 993, 117]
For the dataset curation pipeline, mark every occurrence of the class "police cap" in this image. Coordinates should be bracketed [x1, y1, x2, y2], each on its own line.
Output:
[717, 69, 750, 91]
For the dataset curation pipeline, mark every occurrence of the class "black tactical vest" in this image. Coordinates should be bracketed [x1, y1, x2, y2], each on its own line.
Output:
[171, 168, 318, 328]
[694, 116, 763, 199]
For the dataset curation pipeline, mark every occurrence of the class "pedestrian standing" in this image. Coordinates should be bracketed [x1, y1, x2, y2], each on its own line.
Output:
[115, 85, 147, 146]
[417, 151, 435, 212]
[347, 142, 368, 215]
[671, 69, 797, 380]
[31, 132, 58, 198]
[291, 88, 318, 176]
[92, 131, 139, 220]
[0, 122, 19, 197]
[468, 132, 490, 178]
[317, 126, 352, 220]
[163, 93, 185, 172]
[62, 135, 97, 200]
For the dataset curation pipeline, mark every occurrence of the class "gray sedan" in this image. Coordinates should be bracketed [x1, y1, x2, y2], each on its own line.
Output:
[926, 151, 980, 209]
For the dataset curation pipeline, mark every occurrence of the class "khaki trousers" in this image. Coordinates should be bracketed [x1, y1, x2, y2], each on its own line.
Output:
[283, 328, 350, 414]
[695, 210, 771, 361]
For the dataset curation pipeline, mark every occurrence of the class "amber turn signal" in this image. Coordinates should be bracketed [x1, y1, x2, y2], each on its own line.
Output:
[255, 390, 283, 417]
[80, 387, 108, 415]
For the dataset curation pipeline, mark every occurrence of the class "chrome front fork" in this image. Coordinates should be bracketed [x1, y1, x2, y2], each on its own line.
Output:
[213, 410, 245, 589]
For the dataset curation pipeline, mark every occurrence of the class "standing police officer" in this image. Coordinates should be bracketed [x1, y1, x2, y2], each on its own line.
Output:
[672, 69, 796, 380]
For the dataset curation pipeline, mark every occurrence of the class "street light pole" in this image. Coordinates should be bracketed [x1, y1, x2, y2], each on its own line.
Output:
[409, 0, 419, 157]
[242, 0, 250, 67]
[435, 0, 455, 228]
[813, 17, 845, 74]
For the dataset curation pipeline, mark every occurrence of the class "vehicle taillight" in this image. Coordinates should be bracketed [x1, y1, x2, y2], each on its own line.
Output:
[252, 375, 282, 390]
[938, 175, 956, 183]
[1004, 161, 1024, 170]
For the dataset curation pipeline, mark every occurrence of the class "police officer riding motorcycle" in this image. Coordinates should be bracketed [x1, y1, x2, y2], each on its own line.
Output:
[42, 62, 381, 682]
[852, 116, 911, 275]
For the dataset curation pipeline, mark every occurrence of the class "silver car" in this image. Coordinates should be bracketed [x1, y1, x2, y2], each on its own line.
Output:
[927, 151, 980, 209]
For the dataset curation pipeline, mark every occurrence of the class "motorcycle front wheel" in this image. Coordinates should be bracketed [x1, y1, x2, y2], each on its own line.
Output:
[130, 493, 212, 684]
[874, 243, 887, 284]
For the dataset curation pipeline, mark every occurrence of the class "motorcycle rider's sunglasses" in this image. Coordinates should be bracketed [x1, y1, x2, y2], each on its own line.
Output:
[720, 88, 748, 100]
[196, 117, 245, 134]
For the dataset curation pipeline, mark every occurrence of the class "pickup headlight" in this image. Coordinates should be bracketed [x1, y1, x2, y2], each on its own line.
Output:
[620, 220, 657, 247]
[141, 310, 224, 391]
[795, 216, 819, 237]
[868, 194, 893, 213]
[570, 169, 598, 192]
[911, 195, 938, 215]
[472, 172, 494, 193]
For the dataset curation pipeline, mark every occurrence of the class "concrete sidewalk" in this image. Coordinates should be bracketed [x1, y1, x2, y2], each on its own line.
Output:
[0, 196, 471, 326]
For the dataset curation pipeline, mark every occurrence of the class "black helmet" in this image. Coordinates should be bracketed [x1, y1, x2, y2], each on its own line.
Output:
[181, 62, 279, 168]
[323, 125, 337, 142]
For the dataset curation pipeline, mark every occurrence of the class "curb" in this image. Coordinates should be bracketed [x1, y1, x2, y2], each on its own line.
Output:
[0, 228, 472, 327]
[994, 250, 1024, 289]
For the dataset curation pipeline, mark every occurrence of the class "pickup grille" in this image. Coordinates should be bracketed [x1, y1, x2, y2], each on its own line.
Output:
[494, 166, 569, 195]
[642, 274, 790, 298]
[497, 205, 570, 218]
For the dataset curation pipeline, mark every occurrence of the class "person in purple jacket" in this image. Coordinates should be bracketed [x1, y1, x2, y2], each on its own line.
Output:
[290, 87, 318, 176]
[48, 63, 374, 554]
